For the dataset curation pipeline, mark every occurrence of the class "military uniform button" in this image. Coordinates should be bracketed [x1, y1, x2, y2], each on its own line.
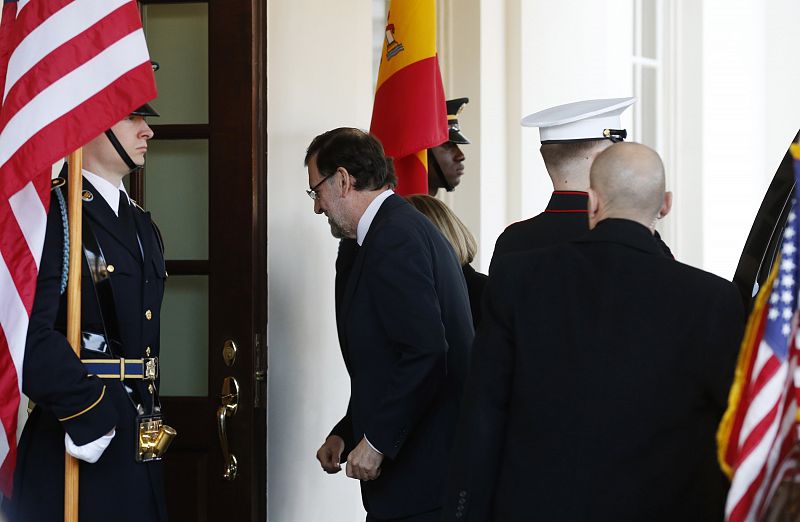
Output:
[148, 384, 155, 394]
[107, 264, 115, 273]
[145, 346, 151, 356]
[145, 309, 152, 320]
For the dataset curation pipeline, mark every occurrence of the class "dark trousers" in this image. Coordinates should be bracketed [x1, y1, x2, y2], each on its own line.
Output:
[367, 509, 441, 522]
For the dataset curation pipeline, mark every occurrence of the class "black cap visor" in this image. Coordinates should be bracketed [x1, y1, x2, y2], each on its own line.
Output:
[131, 102, 160, 117]
[448, 124, 470, 145]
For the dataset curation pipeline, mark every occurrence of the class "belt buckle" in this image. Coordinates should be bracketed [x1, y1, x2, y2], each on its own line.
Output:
[143, 357, 158, 381]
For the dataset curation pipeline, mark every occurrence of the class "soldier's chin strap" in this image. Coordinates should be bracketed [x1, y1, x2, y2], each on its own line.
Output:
[427, 149, 454, 192]
[105, 129, 141, 173]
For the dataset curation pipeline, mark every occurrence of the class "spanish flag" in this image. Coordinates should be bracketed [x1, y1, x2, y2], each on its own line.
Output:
[370, 0, 448, 195]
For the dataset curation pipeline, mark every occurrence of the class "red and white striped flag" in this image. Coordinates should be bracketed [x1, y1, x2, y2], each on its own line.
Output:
[0, 0, 156, 496]
[717, 144, 800, 521]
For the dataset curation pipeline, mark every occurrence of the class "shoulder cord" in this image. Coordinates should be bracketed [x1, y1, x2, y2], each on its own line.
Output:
[54, 186, 69, 295]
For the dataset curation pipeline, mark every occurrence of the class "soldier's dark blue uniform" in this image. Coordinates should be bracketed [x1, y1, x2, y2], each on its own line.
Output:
[6, 171, 168, 522]
[6, 101, 169, 521]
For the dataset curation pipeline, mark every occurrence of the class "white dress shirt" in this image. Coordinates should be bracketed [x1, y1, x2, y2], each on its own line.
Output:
[81, 169, 129, 216]
[356, 189, 394, 246]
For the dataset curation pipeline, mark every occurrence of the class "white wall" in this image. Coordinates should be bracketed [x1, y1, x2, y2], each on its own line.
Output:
[266, 0, 372, 520]
[765, 0, 800, 174]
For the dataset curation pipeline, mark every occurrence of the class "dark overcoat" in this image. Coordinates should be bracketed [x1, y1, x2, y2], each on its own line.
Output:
[7, 174, 168, 522]
[491, 191, 673, 269]
[443, 219, 745, 522]
[462, 264, 487, 329]
[330, 194, 474, 520]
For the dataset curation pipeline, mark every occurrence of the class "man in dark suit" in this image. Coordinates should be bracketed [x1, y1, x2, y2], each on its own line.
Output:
[443, 142, 745, 521]
[306, 128, 474, 522]
[7, 103, 169, 521]
[491, 97, 673, 267]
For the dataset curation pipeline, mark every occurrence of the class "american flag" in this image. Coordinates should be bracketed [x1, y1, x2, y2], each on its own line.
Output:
[717, 144, 800, 521]
[0, 0, 156, 496]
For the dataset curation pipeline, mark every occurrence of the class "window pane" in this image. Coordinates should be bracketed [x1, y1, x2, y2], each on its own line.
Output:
[159, 276, 208, 396]
[145, 140, 209, 260]
[143, 4, 209, 125]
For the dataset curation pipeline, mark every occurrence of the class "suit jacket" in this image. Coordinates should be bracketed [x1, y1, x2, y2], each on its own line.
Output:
[443, 219, 745, 522]
[491, 191, 673, 271]
[8, 174, 168, 522]
[329, 194, 474, 519]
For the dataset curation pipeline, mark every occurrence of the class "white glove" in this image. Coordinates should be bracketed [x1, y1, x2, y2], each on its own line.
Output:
[64, 428, 115, 463]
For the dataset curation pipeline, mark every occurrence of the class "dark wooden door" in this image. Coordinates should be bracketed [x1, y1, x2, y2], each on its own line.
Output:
[133, 1, 266, 520]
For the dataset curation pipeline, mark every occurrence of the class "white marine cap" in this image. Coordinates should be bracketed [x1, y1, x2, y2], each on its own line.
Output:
[521, 97, 636, 143]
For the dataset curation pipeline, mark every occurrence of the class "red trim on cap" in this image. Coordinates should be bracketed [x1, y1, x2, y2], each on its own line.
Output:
[552, 191, 588, 196]
[544, 209, 588, 213]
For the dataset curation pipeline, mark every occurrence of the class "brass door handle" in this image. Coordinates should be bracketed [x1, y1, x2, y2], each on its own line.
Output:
[217, 376, 239, 481]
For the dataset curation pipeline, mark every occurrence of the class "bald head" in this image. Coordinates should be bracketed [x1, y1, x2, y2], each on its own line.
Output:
[588, 142, 666, 230]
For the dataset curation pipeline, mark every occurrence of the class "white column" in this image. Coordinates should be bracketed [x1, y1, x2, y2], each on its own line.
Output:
[700, 0, 767, 278]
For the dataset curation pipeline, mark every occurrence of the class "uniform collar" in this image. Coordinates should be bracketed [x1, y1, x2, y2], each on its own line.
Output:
[544, 191, 589, 213]
[356, 189, 394, 246]
[82, 169, 129, 216]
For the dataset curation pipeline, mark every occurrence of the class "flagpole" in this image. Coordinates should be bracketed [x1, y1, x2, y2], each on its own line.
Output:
[64, 148, 83, 522]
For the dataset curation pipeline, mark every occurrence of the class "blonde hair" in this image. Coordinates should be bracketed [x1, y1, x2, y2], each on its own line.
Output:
[405, 194, 477, 265]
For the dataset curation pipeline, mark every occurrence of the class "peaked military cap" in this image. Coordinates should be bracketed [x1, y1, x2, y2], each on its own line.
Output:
[521, 97, 635, 144]
[446, 97, 470, 144]
[131, 61, 161, 117]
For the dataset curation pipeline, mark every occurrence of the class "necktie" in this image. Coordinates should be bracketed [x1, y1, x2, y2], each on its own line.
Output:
[117, 190, 140, 254]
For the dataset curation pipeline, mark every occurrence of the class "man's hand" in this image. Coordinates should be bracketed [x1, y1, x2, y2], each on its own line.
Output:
[316, 435, 345, 474]
[346, 437, 384, 481]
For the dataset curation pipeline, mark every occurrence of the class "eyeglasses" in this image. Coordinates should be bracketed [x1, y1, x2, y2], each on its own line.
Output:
[306, 175, 332, 200]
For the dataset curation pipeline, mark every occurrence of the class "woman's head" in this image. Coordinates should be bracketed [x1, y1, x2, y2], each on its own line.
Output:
[405, 195, 477, 266]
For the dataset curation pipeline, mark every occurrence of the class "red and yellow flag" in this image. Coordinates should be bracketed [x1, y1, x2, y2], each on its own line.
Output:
[369, 0, 447, 195]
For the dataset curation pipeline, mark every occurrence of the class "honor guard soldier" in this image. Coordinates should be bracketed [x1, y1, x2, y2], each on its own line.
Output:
[428, 97, 470, 196]
[5, 99, 173, 521]
[490, 97, 673, 269]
